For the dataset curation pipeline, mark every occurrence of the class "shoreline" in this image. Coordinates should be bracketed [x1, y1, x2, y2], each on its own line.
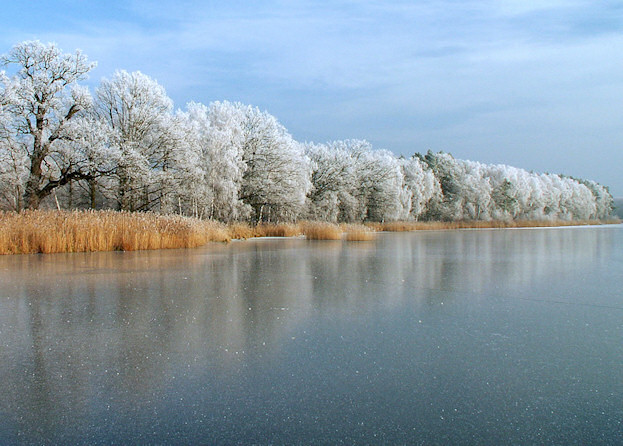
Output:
[0, 210, 620, 255]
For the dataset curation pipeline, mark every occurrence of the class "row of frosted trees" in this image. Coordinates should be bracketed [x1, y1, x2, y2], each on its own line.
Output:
[0, 41, 613, 222]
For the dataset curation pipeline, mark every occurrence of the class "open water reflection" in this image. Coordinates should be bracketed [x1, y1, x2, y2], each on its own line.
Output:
[0, 226, 622, 444]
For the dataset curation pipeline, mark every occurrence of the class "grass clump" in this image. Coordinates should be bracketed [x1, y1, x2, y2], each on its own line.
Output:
[228, 222, 302, 240]
[301, 222, 342, 240]
[228, 222, 255, 240]
[254, 223, 302, 238]
[341, 224, 377, 241]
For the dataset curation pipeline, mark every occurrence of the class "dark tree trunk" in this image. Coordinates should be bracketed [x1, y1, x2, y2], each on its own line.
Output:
[90, 178, 97, 209]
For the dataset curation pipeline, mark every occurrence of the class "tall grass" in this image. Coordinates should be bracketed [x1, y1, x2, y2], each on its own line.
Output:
[227, 222, 256, 240]
[254, 223, 302, 238]
[301, 221, 342, 240]
[341, 223, 376, 241]
[0, 210, 230, 255]
[227, 222, 302, 239]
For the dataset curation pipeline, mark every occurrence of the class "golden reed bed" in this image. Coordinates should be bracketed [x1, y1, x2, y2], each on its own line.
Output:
[0, 210, 618, 254]
[0, 210, 230, 255]
[227, 221, 374, 241]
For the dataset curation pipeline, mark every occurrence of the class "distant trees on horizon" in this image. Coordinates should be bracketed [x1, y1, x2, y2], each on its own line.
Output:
[0, 41, 614, 222]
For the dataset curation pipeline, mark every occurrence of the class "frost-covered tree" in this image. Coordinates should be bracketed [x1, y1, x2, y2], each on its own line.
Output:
[179, 101, 249, 220]
[237, 104, 311, 222]
[0, 40, 97, 209]
[0, 40, 613, 221]
[485, 164, 525, 219]
[398, 156, 441, 220]
[416, 153, 613, 222]
[558, 176, 596, 220]
[348, 141, 403, 222]
[576, 178, 613, 219]
[0, 91, 28, 210]
[309, 139, 404, 222]
[95, 70, 181, 212]
[420, 151, 468, 220]
[305, 142, 357, 222]
[491, 178, 518, 218]
[457, 160, 493, 220]
[51, 116, 119, 209]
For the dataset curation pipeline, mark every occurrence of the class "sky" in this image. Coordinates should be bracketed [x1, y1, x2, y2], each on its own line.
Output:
[1, 0, 622, 196]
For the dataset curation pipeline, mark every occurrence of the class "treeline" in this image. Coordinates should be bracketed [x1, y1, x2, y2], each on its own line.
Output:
[0, 41, 613, 222]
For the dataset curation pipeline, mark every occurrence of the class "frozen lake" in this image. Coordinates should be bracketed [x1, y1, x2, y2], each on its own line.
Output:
[1, 225, 622, 444]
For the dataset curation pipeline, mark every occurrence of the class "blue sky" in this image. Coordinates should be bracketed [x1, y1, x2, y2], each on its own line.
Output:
[2, 0, 623, 195]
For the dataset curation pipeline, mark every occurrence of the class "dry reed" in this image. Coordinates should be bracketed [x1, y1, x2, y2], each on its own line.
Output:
[341, 224, 377, 241]
[227, 222, 302, 240]
[253, 223, 302, 238]
[372, 219, 620, 232]
[227, 222, 255, 240]
[1, 211, 618, 255]
[301, 221, 343, 240]
[0, 210, 230, 255]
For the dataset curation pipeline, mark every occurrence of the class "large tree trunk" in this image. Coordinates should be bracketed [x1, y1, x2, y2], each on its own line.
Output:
[23, 175, 43, 209]
[90, 178, 97, 209]
[23, 107, 47, 209]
